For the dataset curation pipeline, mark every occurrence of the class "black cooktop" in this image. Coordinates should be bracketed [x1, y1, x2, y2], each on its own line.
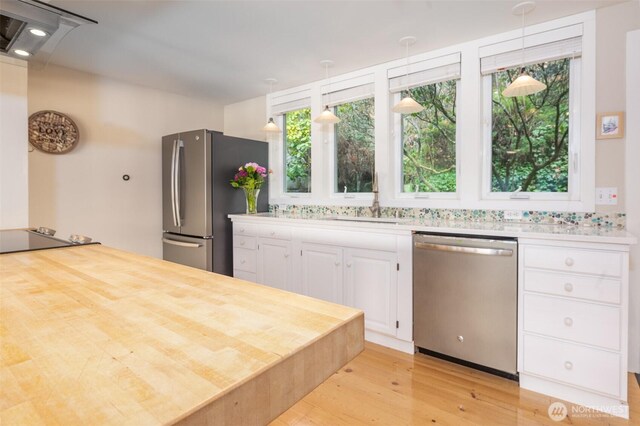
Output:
[0, 230, 96, 254]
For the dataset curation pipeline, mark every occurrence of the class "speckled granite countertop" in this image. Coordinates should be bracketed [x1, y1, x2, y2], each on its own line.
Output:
[229, 213, 637, 245]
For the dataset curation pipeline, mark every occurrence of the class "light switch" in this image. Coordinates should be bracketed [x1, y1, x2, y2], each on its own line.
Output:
[596, 187, 618, 205]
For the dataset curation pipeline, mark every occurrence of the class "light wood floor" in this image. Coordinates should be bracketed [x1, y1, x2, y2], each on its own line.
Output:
[272, 342, 640, 425]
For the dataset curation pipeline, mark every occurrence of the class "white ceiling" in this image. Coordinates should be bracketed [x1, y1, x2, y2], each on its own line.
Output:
[39, 0, 625, 105]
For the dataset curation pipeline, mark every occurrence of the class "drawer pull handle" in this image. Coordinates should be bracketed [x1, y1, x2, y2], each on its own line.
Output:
[335, 261, 340, 266]
[346, 262, 352, 268]
[240, 228, 245, 233]
[565, 257, 574, 267]
[240, 241, 245, 246]
[241, 260, 246, 264]
[284, 253, 289, 258]
[564, 361, 573, 370]
[564, 317, 573, 327]
[271, 231, 276, 236]
[564, 282, 573, 292]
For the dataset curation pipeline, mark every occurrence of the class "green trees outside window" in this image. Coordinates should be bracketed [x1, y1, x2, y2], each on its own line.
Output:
[284, 108, 312, 193]
[335, 98, 375, 193]
[491, 58, 570, 193]
[401, 80, 457, 193]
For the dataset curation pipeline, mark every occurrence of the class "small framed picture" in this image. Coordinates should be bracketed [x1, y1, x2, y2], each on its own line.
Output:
[596, 112, 625, 139]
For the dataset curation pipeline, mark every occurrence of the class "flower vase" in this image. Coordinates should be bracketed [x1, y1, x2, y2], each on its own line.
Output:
[243, 188, 260, 214]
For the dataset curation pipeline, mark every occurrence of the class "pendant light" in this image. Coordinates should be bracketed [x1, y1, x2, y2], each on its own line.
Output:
[392, 36, 424, 114]
[314, 60, 341, 124]
[263, 78, 282, 133]
[502, 1, 547, 97]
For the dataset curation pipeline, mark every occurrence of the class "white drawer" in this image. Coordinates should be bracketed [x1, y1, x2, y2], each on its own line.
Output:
[523, 294, 621, 350]
[233, 235, 257, 250]
[234, 270, 257, 283]
[258, 226, 292, 240]
[233, 248, 256, 273]
[522, 334, 621, 397]
[523, 245, 623, 277]
[524, 269, 621, 304]
[234, 224, 258, 237]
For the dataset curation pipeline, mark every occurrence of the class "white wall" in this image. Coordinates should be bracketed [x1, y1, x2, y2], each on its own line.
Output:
[595, 1, 640, 214]
[0, 57, 29, 229]
[223, 95, 267, 142]
[626, 29, 640, 373]
[28, 65, 224, 258]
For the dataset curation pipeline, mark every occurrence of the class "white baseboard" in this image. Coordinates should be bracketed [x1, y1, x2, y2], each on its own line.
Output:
[365, 330, 414, 354]
[520, 373, 629, 420]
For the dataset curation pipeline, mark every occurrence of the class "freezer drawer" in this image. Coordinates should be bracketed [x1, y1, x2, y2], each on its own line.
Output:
[163, 233, 213, 272]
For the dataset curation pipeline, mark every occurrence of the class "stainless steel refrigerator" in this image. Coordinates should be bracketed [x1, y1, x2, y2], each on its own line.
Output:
[162, 129, 268, 275]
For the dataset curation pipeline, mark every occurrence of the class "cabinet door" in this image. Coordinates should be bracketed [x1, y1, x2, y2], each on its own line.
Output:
[301, 243, 343, 304]
[345, 248, 398, 336]
[257, 238, 292, 291]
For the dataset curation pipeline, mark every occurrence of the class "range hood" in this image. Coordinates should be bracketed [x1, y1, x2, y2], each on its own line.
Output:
[0, 0, 96, 60]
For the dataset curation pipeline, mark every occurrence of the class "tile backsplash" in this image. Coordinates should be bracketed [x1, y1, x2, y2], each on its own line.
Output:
[269, 205, 626, 228]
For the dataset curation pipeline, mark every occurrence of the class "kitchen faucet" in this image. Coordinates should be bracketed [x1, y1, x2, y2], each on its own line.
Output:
[370, 172, 381, 218]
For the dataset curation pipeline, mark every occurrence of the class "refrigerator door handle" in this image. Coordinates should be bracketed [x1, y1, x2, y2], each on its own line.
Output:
[162, 237, 202, 248]
[175, 139, 184, 227]
[170, 139, 178, 228]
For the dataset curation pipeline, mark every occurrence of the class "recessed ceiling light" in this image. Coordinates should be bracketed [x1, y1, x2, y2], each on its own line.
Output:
[29, 28, 48, 37]
[14, 49, 31, 57]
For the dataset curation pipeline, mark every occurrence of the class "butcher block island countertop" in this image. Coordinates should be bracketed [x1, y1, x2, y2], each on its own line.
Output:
[0, 244, 364, 425]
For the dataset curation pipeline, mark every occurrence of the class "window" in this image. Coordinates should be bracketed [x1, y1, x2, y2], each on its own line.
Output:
[334, 97, 375, 193]
[401, 79, 457, 193]
[283, 108, 311, 193]
[489, 58, 572, 194]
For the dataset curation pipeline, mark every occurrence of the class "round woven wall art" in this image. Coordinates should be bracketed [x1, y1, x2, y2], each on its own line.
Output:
[28, 110, 80, 154]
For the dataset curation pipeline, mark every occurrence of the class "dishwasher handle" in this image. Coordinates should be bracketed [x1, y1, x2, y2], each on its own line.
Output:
[414, 241, 513, 257]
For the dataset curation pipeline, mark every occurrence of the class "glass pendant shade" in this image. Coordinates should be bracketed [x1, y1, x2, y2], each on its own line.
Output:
[392, 96, 425, 114]
[502, 70, 547, 97]
[263, 117, 281, 133]
[313, 105, 341, 124]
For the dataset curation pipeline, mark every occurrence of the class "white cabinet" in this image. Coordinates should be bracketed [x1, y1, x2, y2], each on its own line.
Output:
[232, 223, 293, 293]
[258, 237, 292, 292]
[232, 220, 413, 353]
[300, 243, 399, 337]
[345, 248, 398, 337]
[301, 243, 343, 304]
[232, 225, 258, 282]
[519, 239, 630, 418]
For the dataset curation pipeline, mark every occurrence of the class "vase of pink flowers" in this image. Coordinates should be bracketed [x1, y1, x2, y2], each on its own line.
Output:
[230, 162, 270, 214]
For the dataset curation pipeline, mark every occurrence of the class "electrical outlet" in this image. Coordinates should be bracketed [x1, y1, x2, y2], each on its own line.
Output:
[504, 210, 523, 220]
[596, 187, 618, 205]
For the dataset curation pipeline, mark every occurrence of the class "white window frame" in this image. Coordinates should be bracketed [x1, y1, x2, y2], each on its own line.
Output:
[475, 19, 594, 211]
[267, 87, 313, 202]
[266, 11, 595, 212]
[328, 96, 377, 200]
[321, 73, 377, 202]
[482, 58, 581, 202]
[393, 78, 461, 201]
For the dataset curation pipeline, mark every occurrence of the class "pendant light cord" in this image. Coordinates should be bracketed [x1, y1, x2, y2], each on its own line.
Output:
[324, 62, 330, 108]
[521, 7, 525, 73]
[405, 40, 410, 81]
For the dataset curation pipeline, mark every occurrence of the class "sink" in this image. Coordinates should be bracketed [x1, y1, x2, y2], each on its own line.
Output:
[324, 216, 408, 224]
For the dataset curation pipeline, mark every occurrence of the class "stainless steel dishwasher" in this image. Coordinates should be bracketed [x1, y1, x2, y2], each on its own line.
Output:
[413, 233, 518, 379]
